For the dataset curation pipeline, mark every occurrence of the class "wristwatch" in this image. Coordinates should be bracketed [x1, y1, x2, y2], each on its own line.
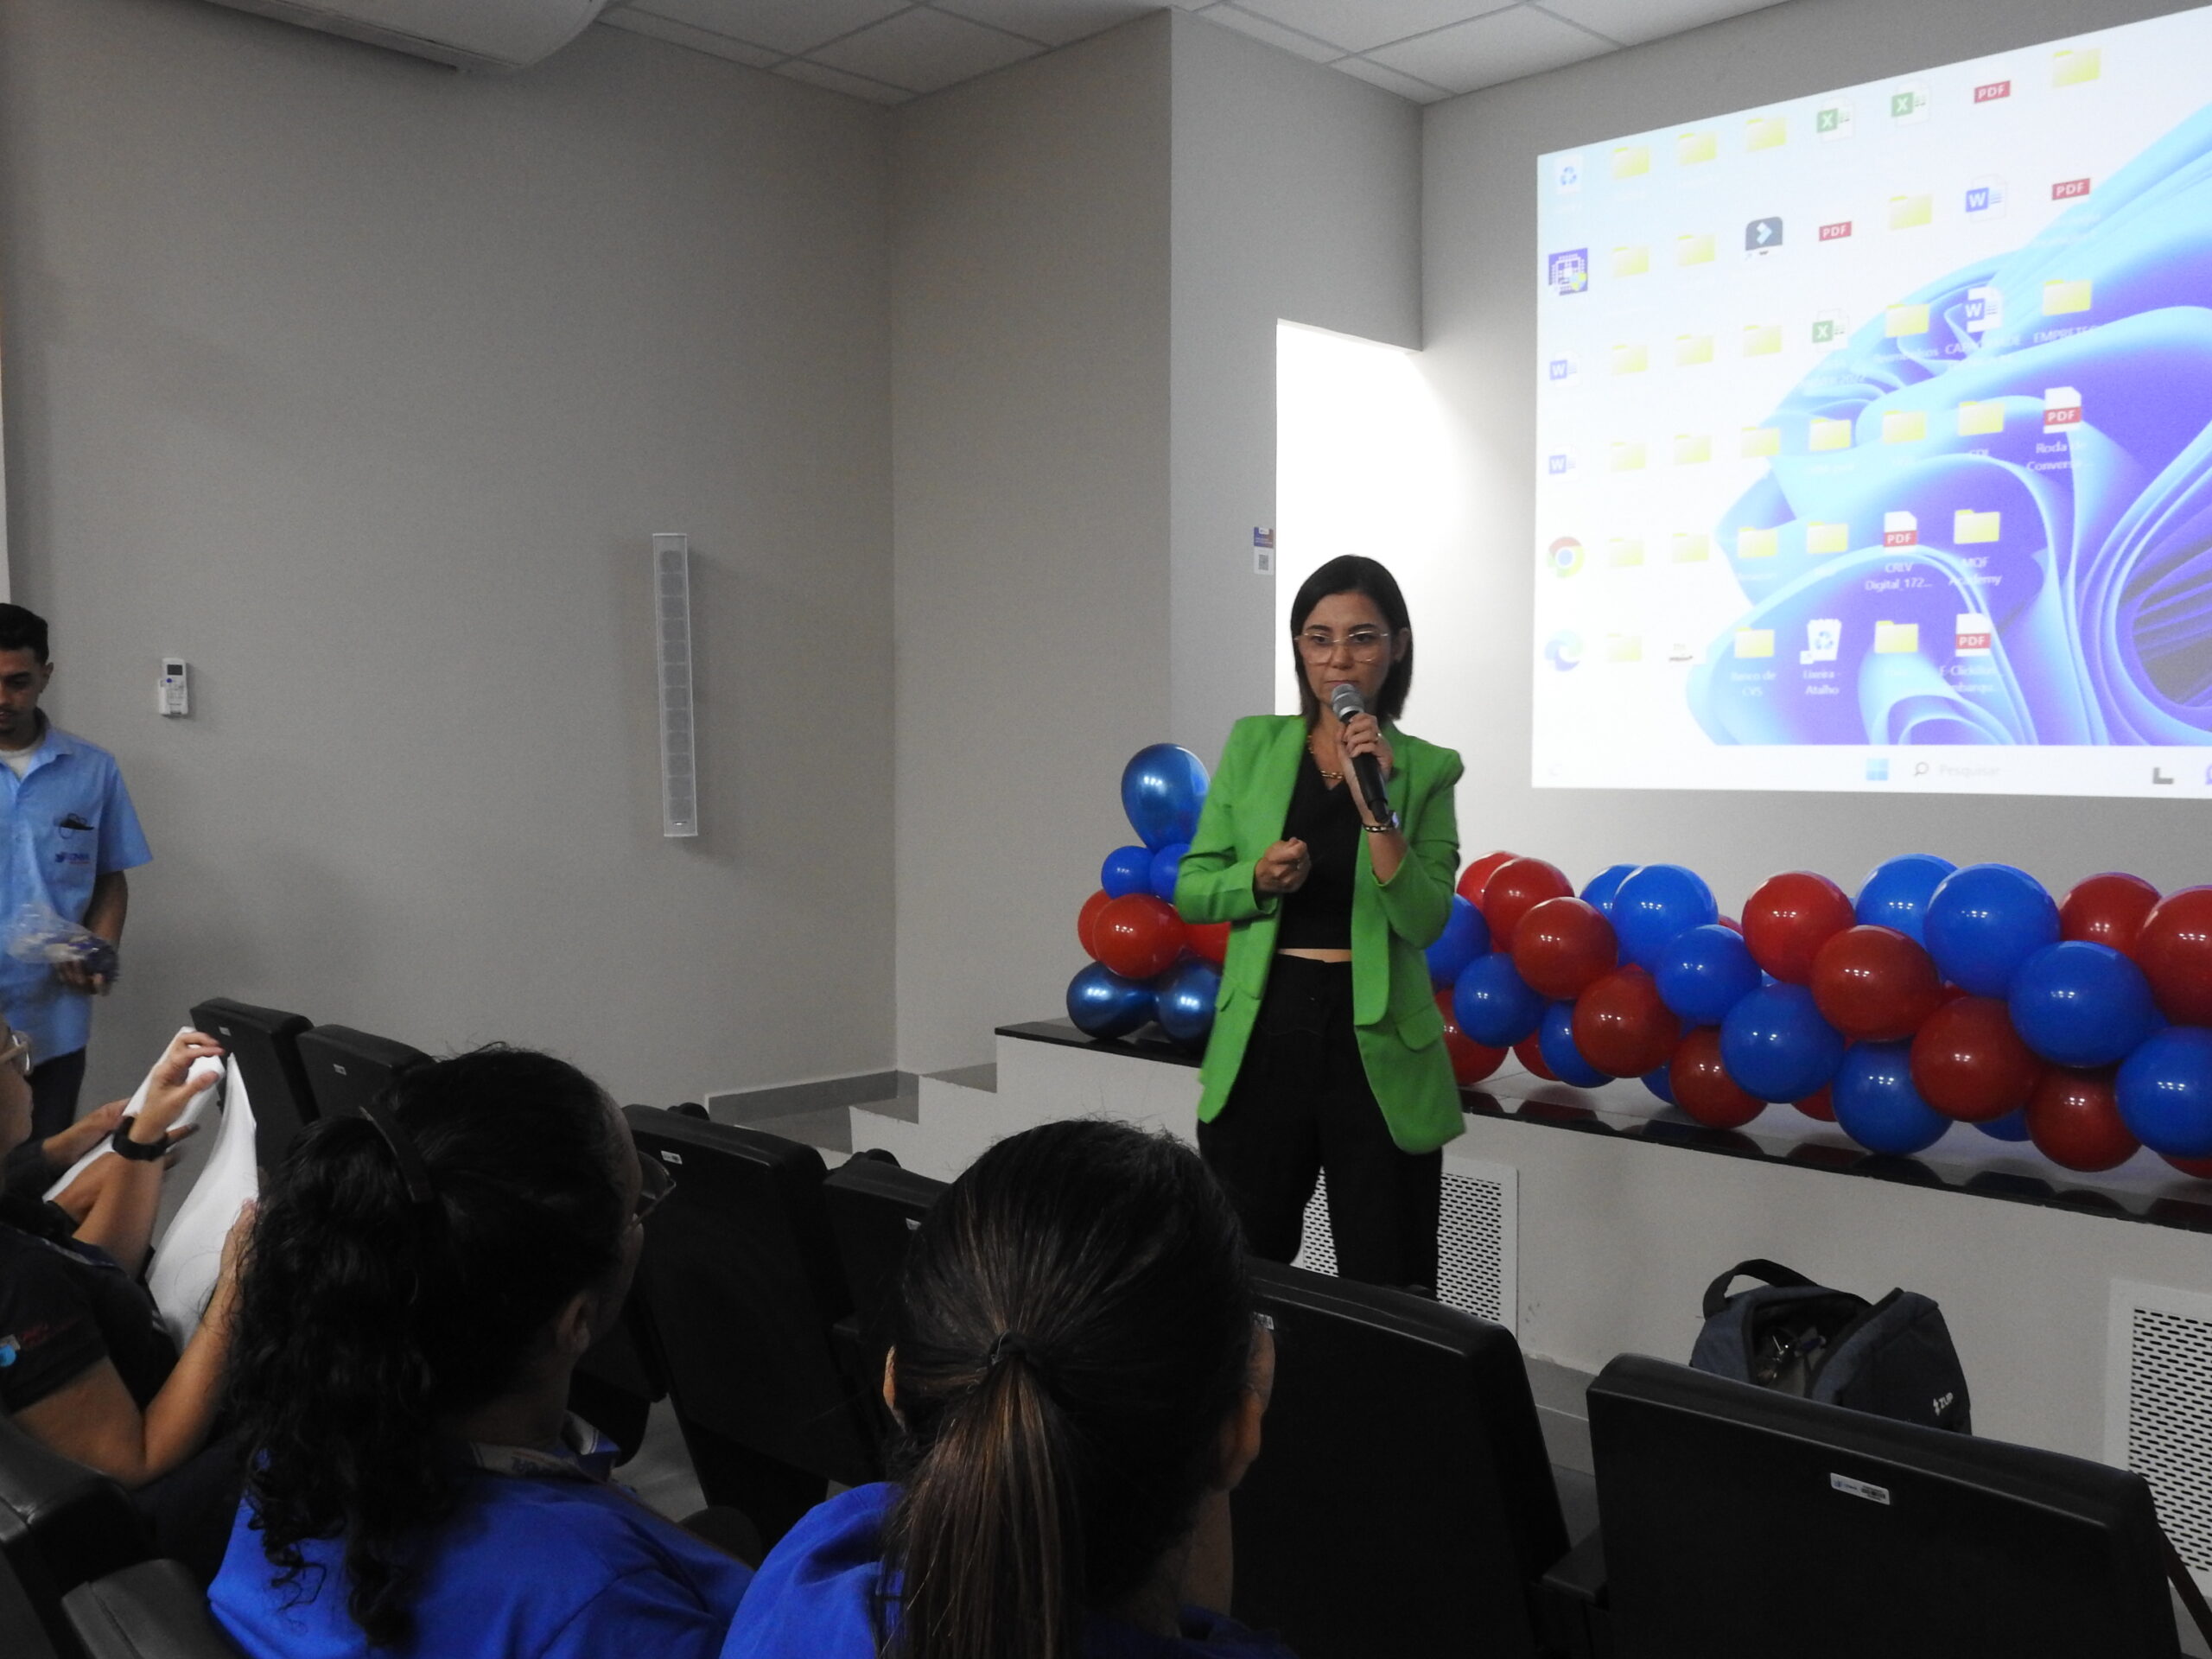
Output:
[109, 1122, 167, 1162]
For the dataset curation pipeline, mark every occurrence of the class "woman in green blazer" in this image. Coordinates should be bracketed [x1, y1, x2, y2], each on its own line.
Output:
[1175, 556, 1464, 1292]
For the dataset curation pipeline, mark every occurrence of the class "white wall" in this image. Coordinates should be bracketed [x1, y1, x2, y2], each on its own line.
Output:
[0, 0, 894, 1107]
[1419, 0, 2212, 912]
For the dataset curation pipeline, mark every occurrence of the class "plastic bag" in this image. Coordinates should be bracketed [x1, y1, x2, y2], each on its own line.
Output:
[4, 898, 118, 981]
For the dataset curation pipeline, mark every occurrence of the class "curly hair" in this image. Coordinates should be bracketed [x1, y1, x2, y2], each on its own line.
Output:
[224, 1046, 628, 1648]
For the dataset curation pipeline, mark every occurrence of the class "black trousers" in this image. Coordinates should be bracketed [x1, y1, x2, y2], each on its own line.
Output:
[1198, 957, 1442, 1294]
[29, 1047, 87, 1144]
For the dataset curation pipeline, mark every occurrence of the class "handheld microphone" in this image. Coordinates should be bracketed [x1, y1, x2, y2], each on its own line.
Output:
[1329, 683, 1399, 830]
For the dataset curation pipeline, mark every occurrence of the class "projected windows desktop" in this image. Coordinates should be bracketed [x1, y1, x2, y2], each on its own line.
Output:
[1534, 10, 2212, 798]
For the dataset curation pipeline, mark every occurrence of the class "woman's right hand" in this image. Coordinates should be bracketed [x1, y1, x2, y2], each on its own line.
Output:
[129, 1029, 226, 1144]
[1254, 838, 1312, 898]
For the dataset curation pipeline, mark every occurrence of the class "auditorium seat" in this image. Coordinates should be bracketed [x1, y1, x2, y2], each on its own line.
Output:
[293, 1025, 430, 1121]
[1, 1549, 60, 1659]
[0, 1415, 151, 1657]
[621, 1107, 878, 1544]
[1231, 1262, 1573, 1659]
[62, 1560, 245, 1659]
[820, 1154, 946, 1456]
[188, 999, 317, 1170]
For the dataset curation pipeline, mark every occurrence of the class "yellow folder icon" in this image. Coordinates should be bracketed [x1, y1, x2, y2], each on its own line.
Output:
[2043, 278, 2093, 315]
[1738, 526, 1779, 559]
[1882, 410, 1927, 444]
[1745, 115, 1787, 151]
[1612, 343, 1649, 375]
[1885, 302, 1930, 337]
[1809, 417, 1853, 453]
[1605, 634, 1643, 664]
[1889, 194, 1934, 230]
[1612, 244, 1650, 277]
[1741, 426, 1782, 458]
[1742, 323, 1783, 358]
[1954, 508, 2001, 544]
[1608, 537, 1645, 567]
[1611, 143, 1651, 178]
[1807, 521, 1851, 556]
[1674, 434, 1712, 465]
[1672, 533, 1711, 563]
[1609, 441, 1646, 472]
[1874, 620, 1920, 654]
[1957, 400, 2006, 437]
[1675, 334, 1715, 366]
[1677, 130, 1718, 165]
[2053, 47, 2101, 86]
[1675, 232, 1716, 267]
[1734, 629, 1776, 658]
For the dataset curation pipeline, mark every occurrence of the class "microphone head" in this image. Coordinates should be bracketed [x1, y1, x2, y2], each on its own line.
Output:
[1330, 682, 1367, 721]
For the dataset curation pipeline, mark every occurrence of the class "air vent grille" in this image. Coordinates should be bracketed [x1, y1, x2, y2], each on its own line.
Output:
[1293, 1157, 1516, 1332]
[2107, 1280, 2212, 1592]
[653, 533, 698, 839]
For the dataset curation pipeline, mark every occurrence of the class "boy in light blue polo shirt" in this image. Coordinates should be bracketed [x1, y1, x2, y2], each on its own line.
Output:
[0, 604, 151, 1141]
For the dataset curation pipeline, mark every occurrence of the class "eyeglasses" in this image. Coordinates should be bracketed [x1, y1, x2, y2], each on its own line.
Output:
[0, 1029, 29, 1078]
[1294, 627, 1392, 661]
[634, 1150, 676, 1225]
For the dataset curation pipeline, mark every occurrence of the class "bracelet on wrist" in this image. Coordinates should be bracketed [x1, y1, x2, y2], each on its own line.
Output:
[109, 1122, 167, 1162]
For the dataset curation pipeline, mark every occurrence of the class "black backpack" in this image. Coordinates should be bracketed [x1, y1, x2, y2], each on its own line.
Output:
[1690, 1259, 1971, 1433]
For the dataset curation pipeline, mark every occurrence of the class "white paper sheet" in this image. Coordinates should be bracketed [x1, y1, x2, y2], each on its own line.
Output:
[147, 1056, 259, 1345]
[43, 1029, 226, 1204]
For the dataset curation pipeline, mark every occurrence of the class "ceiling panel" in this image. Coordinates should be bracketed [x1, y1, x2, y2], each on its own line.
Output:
[773, 56, 914, 103]
[1237, 0, 1514, 56]
[615, 0, 907, 56]
[1542, 0, 1789, 48]
[1367, 4, 1613, 94]
[1332, 53, 1454, 104]
[810, 6, 1043, 92]
[1200, 5, 1338, 62]
[935, 0, 1163, 48]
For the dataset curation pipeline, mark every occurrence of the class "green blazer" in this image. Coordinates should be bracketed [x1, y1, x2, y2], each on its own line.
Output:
[1175, 715, 1466, 1155]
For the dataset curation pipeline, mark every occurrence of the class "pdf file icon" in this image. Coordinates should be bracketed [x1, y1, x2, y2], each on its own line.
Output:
[1883, 511, 1918, 548]
[2044, 386, 2083, 429]
[1956, 613, 1994, 656]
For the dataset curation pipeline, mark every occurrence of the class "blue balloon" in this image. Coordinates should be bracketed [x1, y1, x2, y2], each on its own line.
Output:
[1853, 854, 1958, 944]
[1452, 952, 1545, 1047]
[2008, 941, 2159, 1068]
[1642, 1065, 1676, 1106]
[1923, 863, 2061, 996]
[1538, 1001, 1610, 1088]
[2117, 1027, 2212, 1158]
[1832, 1041, 1951, 1155]
[1580, 863, 1641, 918]
[1426, 896, 1491, 988]
[1655, 925, 1762, 1026]
[1148, 842, 1190, 902]
[1101, 844, 1154, 899]
[1720, 982, 1845, 1102]
[1612, 864, 1720, 970]
[1977, 1107, 2033, 1141]
[1154, 958, 1221, 1046]
[1122, 744, 1210, 851]
[1066, 962, 1154, 1039]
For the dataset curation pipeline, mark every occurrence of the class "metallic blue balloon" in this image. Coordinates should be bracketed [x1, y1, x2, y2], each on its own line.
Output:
[1066, 962, 1154, 1039]
[1832, 1040, 1950, 1155]
[1452, 951, 1544, 1047]
[1642, 1065, 1676, 1105]
[1538, 1000, 1610, 1089]
[1580, 863, 1641, 918]
[1154, 958, 1221, 1046]
[1101, 844, 1154, 899]
[2008, 940, 2159, 1068]
[1148, 842, 1191, 902]
[1612, 864, 1720, 970]
[1655, 924, 1762, 1026]
[1426, 896, 1491, 988]
[1854, 854, 1957, 944]
[1977, 1107, 2033, 1141]
[1923, 863, 2060, 997]
[1122, 744, 1211, 852]
[2117, 1027, 2212, 1158]
[1720, 982, 1845, 1102]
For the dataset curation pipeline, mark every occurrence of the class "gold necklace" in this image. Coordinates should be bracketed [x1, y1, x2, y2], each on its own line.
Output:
[1306, 736, 1342, 783]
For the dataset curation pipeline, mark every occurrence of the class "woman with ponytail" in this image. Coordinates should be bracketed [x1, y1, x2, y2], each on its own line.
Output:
[210, 1046, 752, 1659]
[721, 1118, 1293, 1659]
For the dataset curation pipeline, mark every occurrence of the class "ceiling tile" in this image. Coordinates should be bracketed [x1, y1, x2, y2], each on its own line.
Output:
[774, 57, 914, 104]
[1196, 3, 1339, 63]
[1369, 4, 1612, 93]
[932, 0, 1159, 48]
[597, 7, 785, 67]
[610, 0, 907, 56]
[1332, 54, 1454, 103]
[1537, 0, 1784, 48]
[809, 6, 1044, 92]
[1237, 0, 1516, 55]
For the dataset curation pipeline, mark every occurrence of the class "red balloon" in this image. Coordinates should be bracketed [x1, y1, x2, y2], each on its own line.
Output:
[1513, 1035, 1559, 1082]
[1437, 989, 1506, 1085]
[1184, 920, 1230, 965]
[1910, 995, 2043, 1122]
[1091, 893, 1185, 981]
[2026, 1066, 2139, 1173]
[1513, 897, 1619, 1001]
[1717, 915, 1743, 934]
[1743, 871, 1857, 983]
[1794, 1086, 1836, 1122]
[1077, 889, 1113, 958]
[1809, 925, 1944, 1042]
[2161, 1153, 2212, 1180]
[1480, 857, 1574, 953]
[1670, 1027, 1764, 1129]
[1573, 967, 1681, 1078]
[2136, 887, 2212, 1027]
[1456, 850, 1518, 906]
[2059, 872, 2161, 957]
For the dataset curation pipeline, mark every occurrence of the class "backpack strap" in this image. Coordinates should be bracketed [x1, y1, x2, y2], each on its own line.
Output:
[1701, 1259, 1818, 1319]
[2161, 1525, 2212, 1651]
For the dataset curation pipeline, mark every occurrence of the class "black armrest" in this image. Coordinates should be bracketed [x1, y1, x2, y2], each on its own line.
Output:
[62, 1560, 245, 1659]
[1533, 1527, 1610, 1659]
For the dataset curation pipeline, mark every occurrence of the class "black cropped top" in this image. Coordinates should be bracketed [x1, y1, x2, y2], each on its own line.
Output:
[1275, 747, 1362, 950]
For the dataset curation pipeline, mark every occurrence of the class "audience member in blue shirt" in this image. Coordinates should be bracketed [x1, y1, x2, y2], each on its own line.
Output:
[212, 1046, 751, 1659]
[721, 1119, 1295, 1659]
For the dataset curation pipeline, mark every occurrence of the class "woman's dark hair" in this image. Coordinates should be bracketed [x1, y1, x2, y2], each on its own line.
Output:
[226, 1046, 628, 1649]
[1288, 554, 1414, 724]
[880, 1120, 1254, 1659]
